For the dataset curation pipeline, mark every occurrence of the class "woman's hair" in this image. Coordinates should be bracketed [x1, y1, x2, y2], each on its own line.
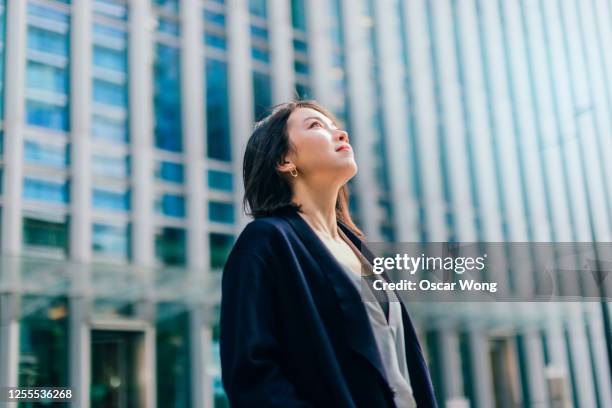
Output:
[242, 100, 364, 239]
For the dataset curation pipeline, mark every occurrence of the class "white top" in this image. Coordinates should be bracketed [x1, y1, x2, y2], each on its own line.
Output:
[340, 264, 418, 408]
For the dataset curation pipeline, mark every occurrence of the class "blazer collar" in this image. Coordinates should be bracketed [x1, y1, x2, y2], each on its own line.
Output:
[280, 208, 393, 388]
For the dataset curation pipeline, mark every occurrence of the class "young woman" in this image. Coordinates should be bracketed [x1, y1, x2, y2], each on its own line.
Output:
[220, 101, 437, 407]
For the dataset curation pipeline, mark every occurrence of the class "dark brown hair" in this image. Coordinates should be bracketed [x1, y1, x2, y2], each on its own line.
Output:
[242, 100, 364, 239]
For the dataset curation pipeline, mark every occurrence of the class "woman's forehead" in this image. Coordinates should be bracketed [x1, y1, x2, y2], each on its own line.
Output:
[288, 107, 335, 127]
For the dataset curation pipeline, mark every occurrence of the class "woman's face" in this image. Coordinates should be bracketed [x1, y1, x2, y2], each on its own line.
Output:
[283, 107, 357, 184]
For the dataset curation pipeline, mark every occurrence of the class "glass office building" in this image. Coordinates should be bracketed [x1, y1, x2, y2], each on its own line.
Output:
[0, 0, 611, 407]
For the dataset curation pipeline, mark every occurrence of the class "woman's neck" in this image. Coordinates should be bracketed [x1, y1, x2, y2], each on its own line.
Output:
[292, 181, 340, 239]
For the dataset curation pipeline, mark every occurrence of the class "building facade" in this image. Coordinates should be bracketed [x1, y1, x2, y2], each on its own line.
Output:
[0, 0, 610, 407]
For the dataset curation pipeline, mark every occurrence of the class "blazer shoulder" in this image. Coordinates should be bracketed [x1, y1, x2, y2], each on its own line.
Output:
[231, 215, 293, 255]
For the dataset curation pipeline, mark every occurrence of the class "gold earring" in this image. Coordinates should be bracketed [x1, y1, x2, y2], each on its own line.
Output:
[290, 167, 298, 177]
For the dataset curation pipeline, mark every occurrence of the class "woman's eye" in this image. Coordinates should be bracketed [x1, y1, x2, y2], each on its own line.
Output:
[309, 121, 322, 128]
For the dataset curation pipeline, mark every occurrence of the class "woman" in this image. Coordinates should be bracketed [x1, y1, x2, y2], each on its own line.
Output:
[220, 100, 437, 407]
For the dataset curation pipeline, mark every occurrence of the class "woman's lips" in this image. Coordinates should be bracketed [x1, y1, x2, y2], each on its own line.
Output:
[336, 145, 352, 152]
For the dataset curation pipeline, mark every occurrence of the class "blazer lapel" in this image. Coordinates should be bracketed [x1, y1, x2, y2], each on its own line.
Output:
[281, 210, 392, 388]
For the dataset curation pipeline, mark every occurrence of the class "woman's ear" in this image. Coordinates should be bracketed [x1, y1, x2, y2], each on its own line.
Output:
[276, 160, 295, 174]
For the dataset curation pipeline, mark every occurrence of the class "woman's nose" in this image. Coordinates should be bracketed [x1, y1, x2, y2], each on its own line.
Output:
[335, 129, 349, 143]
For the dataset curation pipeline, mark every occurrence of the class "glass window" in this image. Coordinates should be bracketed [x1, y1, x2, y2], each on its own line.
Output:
[19, 296, 69, 388]
[249, 0, 267, 17]
[251, 47, 269, 63]
[93, 78, 128, 107]
[93, 0, 128, 20]
[252, 71, 271, 120]
[250, 24, 268, 40]
[204, 9, 225, 26]
[154, 44, 182, 152]
[92, 114, 128, 143]
[205, 58, 231, 161]
[209, 201, 234, 224]
[92, 223, 129, 259]
[290, 0, 306, 30]
[157, 161, 184, 183]
[157, 193, 186, 218]
[93, 45, 127, 72]
[27, 26, 69, 57]
[26, 99, 69, 131]
[23, 178, 68, 203]
[204, 32, 226, 49]
[92, 188, 130, 211]
[156, 303, 191, 407]
[154, 0, 179, 13]
[26, 61, 68, 94]
[27, 3, 69, 23]
[155, 227, 186, 266]
[157, 18, 180, 36]
[24, 141, 68, 168]
[92, 154, 129, 178]
[93, 23, 127, 46]
[23, 217, 68, 249]
[210, 233, 234, 270]
[207, 169, 233, 191]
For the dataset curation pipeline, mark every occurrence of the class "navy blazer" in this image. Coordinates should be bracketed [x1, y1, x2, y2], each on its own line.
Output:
[220, 206, 438, 407]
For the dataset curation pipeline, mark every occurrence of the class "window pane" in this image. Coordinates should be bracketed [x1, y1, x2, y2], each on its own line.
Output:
[23, 217, 68, 248]
[27, 27, 69, 57]
[92, 189, 130, 211]
[92, 223, 129, 259]
[252, 71, 271, 120]
[157, 194, 185, 218]
[23, 178, 69, 203]
[155, 227, 186, 266]
[92, 114, 128, 143]
[210, 233, 234, 270]
[26, 99, 69, 131]
[19, 296, 69, 388]
[26, 61, 68, 94]
[157, 161, 184, 183]
[205, 59, 231, 161]
[208, 201, 234, 224]
[207, 169, 233, 191]
[24, 141, 68, 168]
[93, 78, 127, 107]
[93, 45, 127, 72]
[154, 44, 182, 152]
[92, 154, 129, 178]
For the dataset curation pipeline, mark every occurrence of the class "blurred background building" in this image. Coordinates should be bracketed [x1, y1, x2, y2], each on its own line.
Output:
[0, 0, 610, 407]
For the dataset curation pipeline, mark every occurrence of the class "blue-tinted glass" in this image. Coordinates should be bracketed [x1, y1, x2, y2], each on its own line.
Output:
[155, 227, 186, 266]
[24, 141, 68, 168]
[93, 45, 127, 72]
[294, 60, 308, 74]
[154, 0, 179, 13]
[93, 79, 127, 107]
[92, 189, 130, 211]
[159, 194, 185, 218]
[210, 233, 233, 269]
[292, 39, 307, 52]
[27, 4, 69, 23]
[209, 201, 234, 224]
[93, 23, 127, 45]
[207, 169, 233, 191]
[27, 27, 69, 56]
[23, 178, 68, 203]
[158, 161, 184, 183]
[93, 223, 129, 258]
[92, 114, 128, 143]
[204, 10, 225, 26]
[252, 71, 271, 120]
[204, 33, 226, 49]
[291, 0, 306, 30]
[93, 0, 128, 20]
[249, 0, 267, 17]
[250, 25, 268, 40]
[157, 18, 180, 36]
[295, 83, 310, 99]
[251, 47, 269, 62]
[26, 100, 69, 131]
[92, 154, 129, 178]
[26, 61, 68, 93]
[154, 44, 182, 152]
[205, 59, 231, 161]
